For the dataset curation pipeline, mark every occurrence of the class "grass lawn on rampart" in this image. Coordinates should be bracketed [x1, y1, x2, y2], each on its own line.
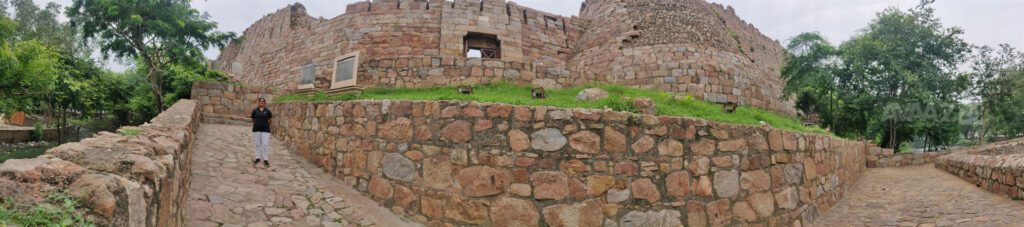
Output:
[276, 83, 828, 134]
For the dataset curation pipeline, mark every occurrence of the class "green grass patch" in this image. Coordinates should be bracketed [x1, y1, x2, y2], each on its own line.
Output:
[275, 83, 829, 134]
[116, 127, 143, 136]
[0, 145, 56, 164]
[0, 192, 95, 226]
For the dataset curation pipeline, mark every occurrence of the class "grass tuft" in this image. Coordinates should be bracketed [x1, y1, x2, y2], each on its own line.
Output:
[275, 83, 829, 134]
[116, 127, 143, 136]
[0, 192, 95, 226]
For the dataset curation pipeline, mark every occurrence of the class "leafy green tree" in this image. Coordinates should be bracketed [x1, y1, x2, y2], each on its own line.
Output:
[67, 0, 235, 110]
[968, 44, 1024, 141]
[7, 0, 89, 57]
[781, 0, 970, 150]
[0, 15, 62, 115]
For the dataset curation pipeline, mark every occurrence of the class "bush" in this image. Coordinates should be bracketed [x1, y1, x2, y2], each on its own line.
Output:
[0, 192, 94, 226]
[31, 123, 44, 141]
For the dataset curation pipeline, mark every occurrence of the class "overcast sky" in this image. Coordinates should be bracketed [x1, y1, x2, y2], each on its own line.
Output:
[34, 0, 1024, 71]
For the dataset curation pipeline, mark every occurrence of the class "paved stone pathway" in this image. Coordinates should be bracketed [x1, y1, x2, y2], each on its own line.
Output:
[815, 164, 1024, 227]
[186, 124, 420, 227]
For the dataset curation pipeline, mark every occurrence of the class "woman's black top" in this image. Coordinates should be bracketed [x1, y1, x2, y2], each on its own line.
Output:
[251, 107, 273, 132]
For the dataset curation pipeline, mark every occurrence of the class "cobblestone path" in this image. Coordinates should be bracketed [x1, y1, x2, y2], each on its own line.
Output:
[815, 164, 1024, 226]
[186, 124, 420, 227]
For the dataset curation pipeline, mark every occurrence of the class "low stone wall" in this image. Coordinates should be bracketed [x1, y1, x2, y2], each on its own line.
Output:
[0, 100, 201, 226]
[0, 127, 76, 143]
[936, 139, 1024, 199]
[269, 100, 868, 226]
[191, 81, 275, 125]
[865, 146, 950, 168]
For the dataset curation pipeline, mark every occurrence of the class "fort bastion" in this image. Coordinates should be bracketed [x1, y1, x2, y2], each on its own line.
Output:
[212, 0, 796, 115]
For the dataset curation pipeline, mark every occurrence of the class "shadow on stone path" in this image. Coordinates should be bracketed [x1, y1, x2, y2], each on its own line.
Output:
[814, 164, 1024, 227]
[186, 124, 421, 227]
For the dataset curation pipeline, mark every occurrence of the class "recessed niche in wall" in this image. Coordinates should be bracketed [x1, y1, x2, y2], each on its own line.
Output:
[464, 33, 501, 59]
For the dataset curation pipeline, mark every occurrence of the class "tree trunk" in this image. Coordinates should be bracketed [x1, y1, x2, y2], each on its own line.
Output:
[147, 62, 164, 111]
[978, 106, 988, 144]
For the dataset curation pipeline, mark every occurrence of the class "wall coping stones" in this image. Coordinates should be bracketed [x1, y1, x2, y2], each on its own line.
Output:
[0, 99, 201, 226]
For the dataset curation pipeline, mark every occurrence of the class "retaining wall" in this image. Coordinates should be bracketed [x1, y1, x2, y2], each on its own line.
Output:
[191, 81, 275, 125]
[864, 146, 950, 168]
[937, 139, 1024, 199]
[267, 100, 867, 226]
[0, 100, 201, 226]
[0, 127, 77, 143]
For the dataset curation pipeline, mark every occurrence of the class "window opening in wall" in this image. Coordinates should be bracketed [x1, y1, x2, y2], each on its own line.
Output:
[464, 33, 501, 59]
[298, 63, 316, 89]
[331, 52, 359, 89]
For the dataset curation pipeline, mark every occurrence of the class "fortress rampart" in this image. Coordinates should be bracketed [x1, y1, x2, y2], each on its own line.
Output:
[213, 0, 796, 115]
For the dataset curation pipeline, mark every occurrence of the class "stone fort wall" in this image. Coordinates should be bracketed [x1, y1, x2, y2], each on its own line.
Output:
[937, 139, 1024, 199]
[260, 99, 866, 226]
[213, 0, 796, 115]
[0, 100, 201, 226]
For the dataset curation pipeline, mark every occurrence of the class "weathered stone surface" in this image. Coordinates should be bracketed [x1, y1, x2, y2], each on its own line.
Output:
[686, 201, 708, 227]
[531, 171, 569, 200]
[619, 209, 682, 227]
[631, 136, 656, 153]
[531, 128, 567, 151]
[631, 178, 660, 203]
[666, 171, 691, 198]
[740, 169, 770, 192]
[775, 186, 799, 209]
[607, 188, 630, 203]
[576, 88, 609, 101]
[423, 155, 454, 190]
[378, 117, 413, 140]
[718, 139, 747, 152]
[510, 183, 532, 197]
[586, 175, 616, 196]
[695, 176, 713, 197]
[441, 120, 472, 143]
[542, 199, 604, 227]
[508, 130, 530, 152]
[657, 139, 685, 157]
[783, 164, 803, 184]
[382, 153, 416, 182]
[689, 157, 710, 176]
[490, 198, 539, 227]
[690, 139, 716, 156]
[714, 170, 739, 198]
[706, 199, 732, 225]
[732, 201, 757, 222]
[444, 196, 489, 224]
[569, 130, 601, 154]
[458, 166, 510, 197]
[746, 192, 775, 218]
[368, 176, 393, 199]
[604, 127, 627, 153]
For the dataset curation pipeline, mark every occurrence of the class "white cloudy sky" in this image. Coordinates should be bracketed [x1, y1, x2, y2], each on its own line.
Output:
[33, 0, 1024, 71]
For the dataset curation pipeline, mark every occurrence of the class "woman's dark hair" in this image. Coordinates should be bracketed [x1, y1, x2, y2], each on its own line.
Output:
[258, 97, 266, 102]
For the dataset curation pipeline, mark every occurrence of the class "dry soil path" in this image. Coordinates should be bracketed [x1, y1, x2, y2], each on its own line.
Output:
[815, 164, 1024, 227]
[185, 124, 421, 227]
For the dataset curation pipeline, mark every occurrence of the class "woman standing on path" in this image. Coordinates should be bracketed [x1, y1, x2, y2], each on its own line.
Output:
[252, 97, 272, 168]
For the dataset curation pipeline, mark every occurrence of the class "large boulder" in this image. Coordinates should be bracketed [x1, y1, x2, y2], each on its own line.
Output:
[576, 88, 609, 101]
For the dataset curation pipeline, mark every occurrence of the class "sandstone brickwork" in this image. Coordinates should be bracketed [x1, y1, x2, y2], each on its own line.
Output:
[257, 98, 866, 226]
[212, 0, 796, 115]
[0, 100, 201, 226]
[937, 139, 1024, 199]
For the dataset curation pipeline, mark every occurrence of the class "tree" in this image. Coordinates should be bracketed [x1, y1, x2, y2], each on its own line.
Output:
[66, 0, 234, 110]
[968, 44, 1024, 142]
[781, 0, 970, 150]
[0, 16, 63, 115]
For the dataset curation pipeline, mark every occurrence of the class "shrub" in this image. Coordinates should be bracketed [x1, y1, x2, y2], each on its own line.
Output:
[31, 123, 44, 141]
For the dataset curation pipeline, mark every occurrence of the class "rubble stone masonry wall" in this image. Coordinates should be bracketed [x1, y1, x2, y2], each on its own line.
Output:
[267, 99, 867, 226]
[0, 100, 201, 226]
[865, 146, 951, 168]
[192, 81, 276, 125]
[213, 0, 796, 115]
[937, 139, 1024, 199]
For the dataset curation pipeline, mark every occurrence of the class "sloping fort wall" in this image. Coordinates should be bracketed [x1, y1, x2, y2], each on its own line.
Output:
[212, 0, 796, 115]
